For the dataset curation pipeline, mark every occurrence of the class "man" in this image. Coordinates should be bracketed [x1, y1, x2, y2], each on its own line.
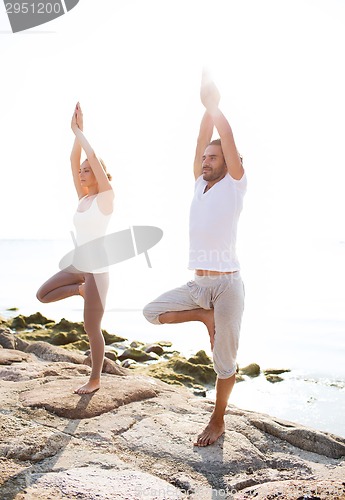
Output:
[143, 71, 247, 446]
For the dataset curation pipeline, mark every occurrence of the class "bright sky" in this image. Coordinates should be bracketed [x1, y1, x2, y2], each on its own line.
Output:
[1, 0, 345, 321]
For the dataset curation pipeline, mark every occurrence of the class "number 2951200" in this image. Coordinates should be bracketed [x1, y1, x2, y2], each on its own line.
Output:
[5, 3, 63, 14]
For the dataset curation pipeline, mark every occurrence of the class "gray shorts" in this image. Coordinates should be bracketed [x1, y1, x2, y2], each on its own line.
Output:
[143, 272, 245, 379]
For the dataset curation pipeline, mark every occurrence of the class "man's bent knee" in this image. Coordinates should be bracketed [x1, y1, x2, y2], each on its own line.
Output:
[213, 357, 237, 379]
[143, 303, 162, 325]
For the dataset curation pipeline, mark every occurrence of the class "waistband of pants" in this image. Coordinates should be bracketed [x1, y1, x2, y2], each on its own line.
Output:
[193, 271, 241, 286]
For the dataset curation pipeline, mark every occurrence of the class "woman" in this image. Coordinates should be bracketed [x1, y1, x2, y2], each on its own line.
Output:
[37, 103, 114, 394]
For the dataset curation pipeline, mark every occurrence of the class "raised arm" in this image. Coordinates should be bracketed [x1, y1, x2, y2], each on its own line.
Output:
[200, 71, 244, 181]
[70, 104, 87, 199]
[71, 103, 113, 194]
[193, 111, 214, 180]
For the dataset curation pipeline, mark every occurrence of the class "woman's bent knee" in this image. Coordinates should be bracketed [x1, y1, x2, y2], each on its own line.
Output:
[36, 289, 47, 303]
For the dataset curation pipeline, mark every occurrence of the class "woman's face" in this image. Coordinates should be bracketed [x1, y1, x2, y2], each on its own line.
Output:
[79, 160, 97, 187]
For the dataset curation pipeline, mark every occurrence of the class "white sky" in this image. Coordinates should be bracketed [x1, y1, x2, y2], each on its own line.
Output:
[1, 0, 345, 322]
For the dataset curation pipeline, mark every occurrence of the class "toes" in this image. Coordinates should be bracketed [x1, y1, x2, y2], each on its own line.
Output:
[74, 386, 88, 394]
[74, 384, 99, 395]
[194, 433, 210, 447]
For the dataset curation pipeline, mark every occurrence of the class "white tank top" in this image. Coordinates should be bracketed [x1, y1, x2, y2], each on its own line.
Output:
[188, 173, 247, 272]
[72, 192, 112, 273]
[73, 194, 112, 246]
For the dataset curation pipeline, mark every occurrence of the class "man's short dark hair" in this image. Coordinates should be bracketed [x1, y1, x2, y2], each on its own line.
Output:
[208, 138, 243, 165]
[209, 138, 222, 147]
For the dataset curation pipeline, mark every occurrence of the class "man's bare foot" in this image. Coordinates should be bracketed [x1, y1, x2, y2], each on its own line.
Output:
[194, 417, 225, 447]
[199, 309, 215, 351]
[78, 283, 85, 298]
[74, 379, 100, 395]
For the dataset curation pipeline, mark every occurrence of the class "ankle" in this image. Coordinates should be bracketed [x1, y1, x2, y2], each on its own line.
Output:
[210, 412, 225, 425]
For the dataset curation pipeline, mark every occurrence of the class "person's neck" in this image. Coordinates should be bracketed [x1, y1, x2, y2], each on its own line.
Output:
[205, 173, 227, 191]
[86, 187, 99, 197]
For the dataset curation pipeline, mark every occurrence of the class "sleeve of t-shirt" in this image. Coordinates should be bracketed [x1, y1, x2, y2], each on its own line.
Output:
[229, 171, 247, 193]
[195, 175, 205, 191]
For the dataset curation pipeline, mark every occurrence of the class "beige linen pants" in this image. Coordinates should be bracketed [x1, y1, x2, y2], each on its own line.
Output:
[143, 272, 245, 379]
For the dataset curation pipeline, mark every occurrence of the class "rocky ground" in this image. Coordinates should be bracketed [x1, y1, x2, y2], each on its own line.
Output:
[0, 313, 345, 499]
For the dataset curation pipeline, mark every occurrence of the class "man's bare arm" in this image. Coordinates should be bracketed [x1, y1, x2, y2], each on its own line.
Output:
[200, 71, 244, 180]
[193, 111, 214, 180]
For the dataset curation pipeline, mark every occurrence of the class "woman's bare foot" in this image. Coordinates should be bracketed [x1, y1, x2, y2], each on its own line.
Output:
[78, 283, 85, 298]
[74, 378, 100, 395]
[194, 416, 225, 447]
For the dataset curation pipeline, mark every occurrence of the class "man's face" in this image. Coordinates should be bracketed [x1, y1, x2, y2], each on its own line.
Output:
[202, 145, 227, 182]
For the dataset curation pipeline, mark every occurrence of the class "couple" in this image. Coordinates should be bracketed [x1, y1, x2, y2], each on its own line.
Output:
[36, 72, 247, 447]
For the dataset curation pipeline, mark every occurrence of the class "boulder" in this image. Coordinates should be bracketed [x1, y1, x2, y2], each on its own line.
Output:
[264, 368, 291, 375]
[103, 330, 127, 344]
[104, 350, 118, 362]
[188, 349, 212, 365]
[17, 328, 54, 343]
[0, 328, 30, 351]
[121, 359, 138, 368]
[0, 349, 34, 365]
[265, 374, 284, 383]
[144, 343, 165, 356]
[9, 315, 27, 330]
[50, 330, 80, 346]
[172, 356, 216, 385]
[118, 348, 160, 363]
[240, 363, 261, 377]
[133, 354, 217, 387]
[246, 412, 345, 459]
[25, 341, 85, 364]
[156, 340, 173, 348]
[52, 318, 85, 334]
[20, 375, 161, 419]
[83, 354, 127, 376]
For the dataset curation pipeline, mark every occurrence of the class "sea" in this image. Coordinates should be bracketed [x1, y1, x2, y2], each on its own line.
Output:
[0, 238, 344, 439]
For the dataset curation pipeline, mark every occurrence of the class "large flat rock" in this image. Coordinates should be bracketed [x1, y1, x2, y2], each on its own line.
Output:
[14, 467, 184, 500]
[0, 357, 344, 499]
[20, 375, 163, 419]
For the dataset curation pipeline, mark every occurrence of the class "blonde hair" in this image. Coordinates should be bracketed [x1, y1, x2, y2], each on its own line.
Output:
[99, 158, 112, 181]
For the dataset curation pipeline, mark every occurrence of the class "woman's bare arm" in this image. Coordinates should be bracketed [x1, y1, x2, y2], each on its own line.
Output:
[71, 103, 113, 194]
[70, 104, 88, 199]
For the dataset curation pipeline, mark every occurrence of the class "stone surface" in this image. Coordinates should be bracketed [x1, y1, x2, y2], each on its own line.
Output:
[25, 341, 85, 364]
[0, 349, 33, 365]
[20, 375, 162, 419]
[0, 349, 344, 499]
[0, 313, 345, 500]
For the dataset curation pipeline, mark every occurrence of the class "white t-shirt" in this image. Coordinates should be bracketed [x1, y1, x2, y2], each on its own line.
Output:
[188, 173, 247, 272]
